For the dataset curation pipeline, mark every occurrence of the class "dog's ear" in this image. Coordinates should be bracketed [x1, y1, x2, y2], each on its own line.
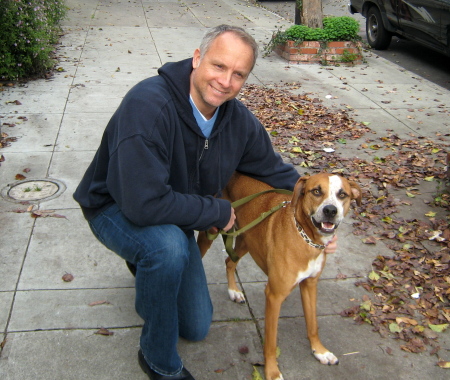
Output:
[291, 176, 309, 209]
[348, 181, 362, 206]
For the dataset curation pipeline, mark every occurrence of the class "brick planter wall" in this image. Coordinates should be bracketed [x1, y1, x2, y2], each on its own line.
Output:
[275, 40, 363, 65]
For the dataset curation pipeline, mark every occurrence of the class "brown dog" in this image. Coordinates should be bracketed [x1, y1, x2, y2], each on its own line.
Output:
[198, 172, 362, 380]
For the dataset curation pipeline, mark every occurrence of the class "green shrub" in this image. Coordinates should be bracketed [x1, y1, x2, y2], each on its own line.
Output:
[0, 0, 66, 80]
[265, 16, 361, 56]
[322, 16, 360, 41]
[284, 25, 327, 41]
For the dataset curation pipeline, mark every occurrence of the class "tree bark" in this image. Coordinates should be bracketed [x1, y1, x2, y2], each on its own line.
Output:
[295, 0, 323, 28]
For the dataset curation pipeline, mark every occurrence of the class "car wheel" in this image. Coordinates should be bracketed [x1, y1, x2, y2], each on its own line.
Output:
[366, 6, 392, 50]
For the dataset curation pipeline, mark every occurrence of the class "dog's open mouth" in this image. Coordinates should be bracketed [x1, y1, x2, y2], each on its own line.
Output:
[313, 218, 336, 233]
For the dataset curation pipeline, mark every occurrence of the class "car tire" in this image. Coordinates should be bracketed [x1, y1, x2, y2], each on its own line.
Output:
[366, 6, 392, 50]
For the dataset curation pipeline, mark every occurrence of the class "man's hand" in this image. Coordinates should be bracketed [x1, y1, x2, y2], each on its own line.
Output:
[208, 207, 236, 235]
[324, 235, 338, 254]
[222, 207, 236, 232]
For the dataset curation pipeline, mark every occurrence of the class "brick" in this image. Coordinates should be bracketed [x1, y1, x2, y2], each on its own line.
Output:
[328, 41, 347, 48]
[306, 41, 320, 48]
[299, 48, 318, 54]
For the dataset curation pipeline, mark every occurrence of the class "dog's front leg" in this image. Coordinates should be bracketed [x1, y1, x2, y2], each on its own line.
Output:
[264, 285, 285, 380]
[225, 257, 246, 303]
[300, 277, 338, 365]
[197, 230, 214, 257]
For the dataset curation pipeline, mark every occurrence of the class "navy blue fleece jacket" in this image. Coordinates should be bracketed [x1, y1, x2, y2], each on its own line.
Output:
[73, 58, 299, 231]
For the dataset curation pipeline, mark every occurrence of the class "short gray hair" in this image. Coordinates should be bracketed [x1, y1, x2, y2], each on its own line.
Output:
[199, 25, 259, 70]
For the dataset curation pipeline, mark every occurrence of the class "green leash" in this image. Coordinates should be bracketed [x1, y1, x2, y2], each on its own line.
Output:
[207, 189, 293, 262]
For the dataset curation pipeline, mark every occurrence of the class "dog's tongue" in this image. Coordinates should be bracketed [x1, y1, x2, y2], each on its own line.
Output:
[322, 222, 335, 230]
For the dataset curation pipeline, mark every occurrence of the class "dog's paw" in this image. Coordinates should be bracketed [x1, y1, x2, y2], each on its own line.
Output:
[313, 350, 339, 365]
[228, 289, 246, 303]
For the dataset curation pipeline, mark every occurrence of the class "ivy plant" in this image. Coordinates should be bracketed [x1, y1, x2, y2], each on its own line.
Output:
[264, 16, 361, 56]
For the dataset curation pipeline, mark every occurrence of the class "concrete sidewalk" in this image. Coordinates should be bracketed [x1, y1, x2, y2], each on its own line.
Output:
[0, 0, 449, 379]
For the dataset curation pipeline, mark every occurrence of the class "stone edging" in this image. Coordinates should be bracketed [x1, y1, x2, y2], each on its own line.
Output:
[275, 40, 364, 65]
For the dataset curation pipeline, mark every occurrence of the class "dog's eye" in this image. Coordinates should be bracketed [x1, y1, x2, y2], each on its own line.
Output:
[338, 191, 347, 199]
[312, 189, 321, 196]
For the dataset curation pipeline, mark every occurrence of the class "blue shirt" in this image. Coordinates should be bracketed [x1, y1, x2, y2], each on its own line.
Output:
[189, 95, 219, 138]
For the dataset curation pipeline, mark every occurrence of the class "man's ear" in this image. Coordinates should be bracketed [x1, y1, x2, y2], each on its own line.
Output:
[192, 48, 201, 69]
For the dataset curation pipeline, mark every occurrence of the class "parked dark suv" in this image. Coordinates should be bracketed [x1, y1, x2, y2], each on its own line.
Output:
[348, 0, 450, 56]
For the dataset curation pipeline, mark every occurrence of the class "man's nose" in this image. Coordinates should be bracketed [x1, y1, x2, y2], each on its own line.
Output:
[217, 71, 232, 88]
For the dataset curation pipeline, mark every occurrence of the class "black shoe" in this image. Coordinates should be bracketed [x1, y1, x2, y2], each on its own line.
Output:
[138, 350, 195, 380]
[126, 261, 137, 277]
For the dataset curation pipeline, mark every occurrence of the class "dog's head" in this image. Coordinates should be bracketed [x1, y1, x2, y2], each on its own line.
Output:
[291, 173, 362, 236]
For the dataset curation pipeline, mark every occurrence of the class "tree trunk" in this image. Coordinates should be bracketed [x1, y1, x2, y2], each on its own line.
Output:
[295, 0, 323, 28]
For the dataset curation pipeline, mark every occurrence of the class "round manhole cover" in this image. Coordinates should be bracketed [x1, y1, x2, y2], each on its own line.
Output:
[1, 179, 66, 203]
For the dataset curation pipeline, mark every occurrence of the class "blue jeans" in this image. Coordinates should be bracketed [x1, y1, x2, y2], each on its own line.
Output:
[88, 203, 213, 376]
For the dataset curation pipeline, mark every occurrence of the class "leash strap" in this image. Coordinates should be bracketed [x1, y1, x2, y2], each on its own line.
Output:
[207, 188, 293, 262]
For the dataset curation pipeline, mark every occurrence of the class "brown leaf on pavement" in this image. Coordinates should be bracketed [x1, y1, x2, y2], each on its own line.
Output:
[15, 174, 26, 180]
[62, 273, 74, 282]
[238, 345, 249, 354]
[31, 210, 67, 219]
[88, 300, 111, 307]
[437, 360, 450, 369]
[95, 327, 114, 336]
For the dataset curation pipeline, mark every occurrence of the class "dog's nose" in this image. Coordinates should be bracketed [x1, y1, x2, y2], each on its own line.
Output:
[323, 205, 337, 218]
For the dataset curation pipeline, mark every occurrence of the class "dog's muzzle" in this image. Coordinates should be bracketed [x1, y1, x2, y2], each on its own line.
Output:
[312, 205, 339, 234]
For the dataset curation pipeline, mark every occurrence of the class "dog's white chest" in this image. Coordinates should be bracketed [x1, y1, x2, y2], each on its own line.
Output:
[294, 252, 325, 284]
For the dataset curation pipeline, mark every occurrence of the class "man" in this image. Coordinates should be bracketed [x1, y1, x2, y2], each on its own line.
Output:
[74, 25, 336, 380]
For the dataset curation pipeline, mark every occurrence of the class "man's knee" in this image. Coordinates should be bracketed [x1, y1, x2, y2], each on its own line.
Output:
[138, 225, 190, 269]
[180, 319, 211, 342]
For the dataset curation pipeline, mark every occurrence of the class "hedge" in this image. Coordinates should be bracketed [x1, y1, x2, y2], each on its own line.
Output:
[0, 0, 66, 80]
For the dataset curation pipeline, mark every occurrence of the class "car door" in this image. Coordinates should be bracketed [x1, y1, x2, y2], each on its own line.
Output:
[439, 0, 450, 47]
[398, 0, 442, 47]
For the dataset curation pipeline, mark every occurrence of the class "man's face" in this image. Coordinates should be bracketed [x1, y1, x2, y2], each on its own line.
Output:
[190, 32, 254, 119]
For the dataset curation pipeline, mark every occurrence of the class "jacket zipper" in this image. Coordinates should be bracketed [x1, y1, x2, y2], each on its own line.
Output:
[199, 138, 209, 161]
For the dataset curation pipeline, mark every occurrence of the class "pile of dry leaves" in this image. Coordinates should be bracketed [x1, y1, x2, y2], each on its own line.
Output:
[239, 83, 450, 365]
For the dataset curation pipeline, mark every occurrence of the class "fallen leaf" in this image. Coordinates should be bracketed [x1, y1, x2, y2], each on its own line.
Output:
[429, 324, 449, 333]
[238, 345, 249, 354]
[95, 327, 114, 336]
[15, 174, 26, 180]
[31, 210, 67, 219]
[62, 273, 74, 282]
[360, 299, 372, 311]
[368, 270, 380, 281]
[362, 236, 377, 244]
[396, 317, 418, 325]
[389, 322, 402, 333]
[252, 366, 264, 380]
[88, 300, 111, 307]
